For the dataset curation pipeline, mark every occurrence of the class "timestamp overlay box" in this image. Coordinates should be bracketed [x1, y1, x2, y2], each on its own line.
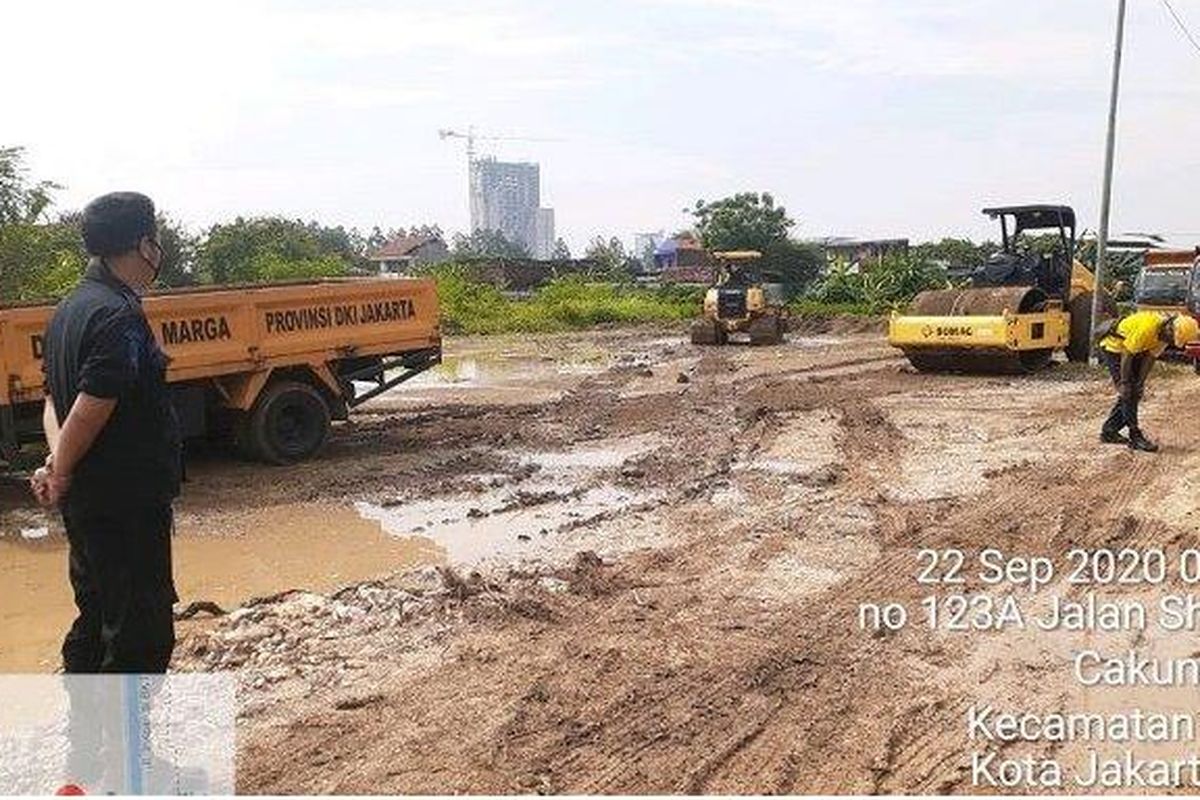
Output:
[0, 674, 235, 795]
[858, 547, 1200, 792]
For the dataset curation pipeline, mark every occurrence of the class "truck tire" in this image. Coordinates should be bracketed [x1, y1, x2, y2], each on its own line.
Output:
[1067, 291, 1114, 363]
[248, 380, 331, 464]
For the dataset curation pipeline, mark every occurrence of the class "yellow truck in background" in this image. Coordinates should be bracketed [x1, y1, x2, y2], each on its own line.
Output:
[0, 278, 440, 465]
[1134, 248, 1199, 316]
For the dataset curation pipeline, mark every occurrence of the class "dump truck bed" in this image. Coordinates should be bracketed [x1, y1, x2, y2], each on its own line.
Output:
[0, 277, 439, 406]
[1, 277, 440, 462]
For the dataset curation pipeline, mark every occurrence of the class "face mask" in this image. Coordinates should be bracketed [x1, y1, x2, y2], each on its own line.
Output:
[140, 237, 164, 286]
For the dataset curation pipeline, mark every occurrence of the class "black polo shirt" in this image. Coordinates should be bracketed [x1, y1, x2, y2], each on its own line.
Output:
[43, 260, 181, 510]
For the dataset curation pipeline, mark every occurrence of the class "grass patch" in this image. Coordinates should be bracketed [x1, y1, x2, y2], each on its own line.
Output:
[433, 267, 888, 335]
[434, 268, 703, 335]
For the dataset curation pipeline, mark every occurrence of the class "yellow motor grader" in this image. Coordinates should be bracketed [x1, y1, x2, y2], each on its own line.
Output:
[888, 204, 1108, 373]
[690, 250, 787, 346]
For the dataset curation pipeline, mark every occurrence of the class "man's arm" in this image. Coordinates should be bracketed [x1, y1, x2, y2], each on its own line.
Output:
[56, 307, 140, 474]
[34, 393, 115, 507]
[52, 393, 117, 478]
[41, 397, 61, 452]
[35, 308, 140, 506]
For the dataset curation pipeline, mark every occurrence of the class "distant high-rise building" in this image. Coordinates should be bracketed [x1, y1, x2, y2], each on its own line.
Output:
[535, 208, 555, 260]
[471, 157, 543, 256]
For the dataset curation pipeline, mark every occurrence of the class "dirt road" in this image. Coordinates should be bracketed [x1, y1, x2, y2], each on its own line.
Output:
[5, 322, 1200, 793]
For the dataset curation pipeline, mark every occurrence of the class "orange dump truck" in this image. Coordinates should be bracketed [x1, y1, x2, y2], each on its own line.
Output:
[0, 278, 440, 465]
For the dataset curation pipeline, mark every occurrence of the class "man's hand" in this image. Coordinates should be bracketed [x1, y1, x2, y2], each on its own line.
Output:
[29, 466, 51, 506]
[45, 466, 71, 506]
[30, 462, 70, 507]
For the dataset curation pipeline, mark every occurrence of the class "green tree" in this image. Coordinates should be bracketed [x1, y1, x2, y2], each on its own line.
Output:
[366, 226, 391, 252]
[0, 148, 84, 301]
[810, 252, 949, 313]
[367, 224, 444, 252]
[451, 228, 529, 259]
[156, 214, 198, 288]
[408, 223, 444, 241]
[0, 146, 60, 225]
[551, 237, 571, 260]
[584, 236, 632, 280]
[688, 192, 824, 296]
[1075, 236, 1143, 292]
[911, 237, 997, 271]
[310, 223, 363, 268]
[759, 238, 825, 296]
[0, 219, 85, 301]
[689, 192, 793, 251]
[196, 217, 352, 284]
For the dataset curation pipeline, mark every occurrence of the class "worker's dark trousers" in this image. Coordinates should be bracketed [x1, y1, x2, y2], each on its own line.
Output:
[61, 501, 176, 673]
[1102, 350, 1146, 435]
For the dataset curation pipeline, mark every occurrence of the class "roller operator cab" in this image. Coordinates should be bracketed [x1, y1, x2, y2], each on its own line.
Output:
[888, 204, 1109, 373]
[690, 251, 787, 346]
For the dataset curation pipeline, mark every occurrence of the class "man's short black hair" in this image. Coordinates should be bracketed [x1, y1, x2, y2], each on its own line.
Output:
[81, 192, 157, 257]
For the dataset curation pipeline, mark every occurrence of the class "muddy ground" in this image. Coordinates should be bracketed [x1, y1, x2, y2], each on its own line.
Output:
[4, 321, 1200, 793]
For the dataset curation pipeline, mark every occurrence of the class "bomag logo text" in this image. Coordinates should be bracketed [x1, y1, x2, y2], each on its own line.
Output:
[935, 325, 973, 337]
[161, 316, 233, 345]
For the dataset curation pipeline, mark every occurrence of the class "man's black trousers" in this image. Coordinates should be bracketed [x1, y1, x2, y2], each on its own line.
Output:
[61, 502, 176, 673]
[1102, 350, 1147, 435]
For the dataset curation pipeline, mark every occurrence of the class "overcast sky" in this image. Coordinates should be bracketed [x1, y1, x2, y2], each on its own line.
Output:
[6, 0, 1200, 250]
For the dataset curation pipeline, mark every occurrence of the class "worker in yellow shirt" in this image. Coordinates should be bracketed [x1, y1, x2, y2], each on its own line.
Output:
[1099, 311, 1200, 451]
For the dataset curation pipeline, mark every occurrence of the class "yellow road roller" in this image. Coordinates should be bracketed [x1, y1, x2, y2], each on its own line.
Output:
[889, 204, 1108, 373]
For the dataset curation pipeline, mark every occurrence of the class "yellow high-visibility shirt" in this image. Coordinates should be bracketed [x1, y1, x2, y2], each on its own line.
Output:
[1100, 310, 1168, 356]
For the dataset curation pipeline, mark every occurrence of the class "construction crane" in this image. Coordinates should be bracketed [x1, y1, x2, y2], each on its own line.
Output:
[437, 126, 558, 165]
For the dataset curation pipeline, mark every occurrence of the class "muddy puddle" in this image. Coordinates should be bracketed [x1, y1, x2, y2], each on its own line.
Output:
[359, 485, 644, 564]
[0, 436, 666, 671]
[359, 436, 664, 565]
[0, 504, 443, 672]
[422, 352, 608, 386]
[364, 346, 611, 407]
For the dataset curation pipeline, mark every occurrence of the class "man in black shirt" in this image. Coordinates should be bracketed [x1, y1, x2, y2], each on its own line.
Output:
[32, 192, 181, 673]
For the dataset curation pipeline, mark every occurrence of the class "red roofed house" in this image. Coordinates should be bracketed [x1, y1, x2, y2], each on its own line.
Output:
[366, 233, 449, 276]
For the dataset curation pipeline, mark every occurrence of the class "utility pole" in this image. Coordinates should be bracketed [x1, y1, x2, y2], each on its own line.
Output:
[1089, 0, 1128, 360]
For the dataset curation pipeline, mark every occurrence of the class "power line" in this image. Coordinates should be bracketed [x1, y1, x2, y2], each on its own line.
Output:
[1159, 0, 1200, 57]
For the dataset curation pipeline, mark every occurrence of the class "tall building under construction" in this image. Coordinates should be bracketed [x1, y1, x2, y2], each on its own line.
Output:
[470, 157, 553, 258]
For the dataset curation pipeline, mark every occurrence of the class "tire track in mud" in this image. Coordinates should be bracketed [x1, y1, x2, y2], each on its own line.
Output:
[557, 444, 1176, 794]
[747, 450, 1186, 794]
[241, 380, 988, 790]
[237, 338, 1200, 795]
[476, 422, 1108, 792]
